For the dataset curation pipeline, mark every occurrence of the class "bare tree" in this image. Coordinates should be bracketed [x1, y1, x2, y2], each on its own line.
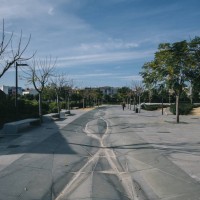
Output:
[64, 79, 73, 110]
[50, 73, 72, 117]
[0, 19, 33, 78]
[132, 81, 144, 113]
[24, 56, 56, 122]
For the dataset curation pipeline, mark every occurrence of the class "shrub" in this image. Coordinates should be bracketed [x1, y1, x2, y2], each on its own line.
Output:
[141, 104, 168, 111]
[142, 104, 158, 111]
[18, 99, 39, 119]
[0, 98, 40, 127]
[42, 102, 49, 114]
[170, 103, 193, 115]
[49, 102, 58, 113]
[70, 101, 83, 108]
[60, 102, 67, 109]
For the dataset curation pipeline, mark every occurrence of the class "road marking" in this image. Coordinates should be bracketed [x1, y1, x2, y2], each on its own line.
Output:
[55, 117, 140, 200]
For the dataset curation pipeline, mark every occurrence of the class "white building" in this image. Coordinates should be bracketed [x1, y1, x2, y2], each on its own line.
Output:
[23, 88, 38, 96]
[99, 86, 118, 96]
[0, 85, 23, 95]
[0, 85, 9, 94]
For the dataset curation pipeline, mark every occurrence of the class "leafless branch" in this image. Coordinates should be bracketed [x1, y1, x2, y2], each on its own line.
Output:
[0, 19, 13, 58]
[0, 19, 34, 78]
[24, 56, 56, 93]
[132, 80, 144, 96]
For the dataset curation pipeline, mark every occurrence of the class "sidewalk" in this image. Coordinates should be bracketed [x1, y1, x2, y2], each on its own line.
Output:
[0, 106, 200, 199]
[124, 107, 200, 183]
[0, 108, 93, 172]
[104, 106, 200, 199]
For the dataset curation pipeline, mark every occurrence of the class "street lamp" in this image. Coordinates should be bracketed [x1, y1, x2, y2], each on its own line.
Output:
[15, 62, 28, 120]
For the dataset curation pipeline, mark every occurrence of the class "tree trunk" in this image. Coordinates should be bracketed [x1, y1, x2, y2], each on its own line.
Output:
[190, 85, 193, 104]
[149, 90, 152, 103]
[133, 97, 136, 111]
[38, 92, 43, 123]
[161, 96, 163, 115]
[56, 93, 60, 118]
[68, 96, 70, 110]
[139, 95, 141, 113]
[176, 95, 179, 123]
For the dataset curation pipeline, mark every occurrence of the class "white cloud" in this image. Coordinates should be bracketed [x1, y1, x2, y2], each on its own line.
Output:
[75, 39, 139, 53]
[70, 73, 113, 78]
[57, 50, 154, 68]
[0, 0, 50, 19]
[48, 7, 54, 15]
[120, 75, 142, 81]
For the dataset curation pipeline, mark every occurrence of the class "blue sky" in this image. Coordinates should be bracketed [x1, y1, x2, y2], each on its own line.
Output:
[0, 0, 200, 88]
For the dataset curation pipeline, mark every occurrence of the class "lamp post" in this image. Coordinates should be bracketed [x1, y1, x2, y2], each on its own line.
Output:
[15, 62, 28, 120]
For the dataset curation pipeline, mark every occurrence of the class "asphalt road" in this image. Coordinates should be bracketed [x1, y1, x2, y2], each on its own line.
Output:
[0, 105, 200, 200]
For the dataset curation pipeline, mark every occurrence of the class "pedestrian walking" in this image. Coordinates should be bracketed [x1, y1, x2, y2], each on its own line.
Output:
[122, 102, 126, 110]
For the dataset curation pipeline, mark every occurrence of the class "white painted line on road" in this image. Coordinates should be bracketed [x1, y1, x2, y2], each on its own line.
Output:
[55, 116, 142, 200]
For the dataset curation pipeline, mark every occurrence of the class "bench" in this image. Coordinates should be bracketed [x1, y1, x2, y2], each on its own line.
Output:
[59, 110, 71, 118]
[61, 109, 70, 114]
[3, 118, 40, 134]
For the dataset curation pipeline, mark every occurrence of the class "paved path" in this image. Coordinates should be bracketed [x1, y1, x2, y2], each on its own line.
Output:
[0, 109, 92, 200]
[104, 106, 200, 199]
[0, 106, 200, 200]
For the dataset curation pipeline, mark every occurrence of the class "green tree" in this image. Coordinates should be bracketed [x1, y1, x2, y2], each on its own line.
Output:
[187, 37, 200, 103]
[117, 87, 131, 103]
[141, 40, 192, 123]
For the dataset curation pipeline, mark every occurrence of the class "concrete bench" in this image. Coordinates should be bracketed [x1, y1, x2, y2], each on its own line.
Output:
[43, 110, 71, 122]
[61, 109, 70, 114]
[42, 113, 61, 122]
[60, 110, 71, 118]
[3, 118, 40, 134]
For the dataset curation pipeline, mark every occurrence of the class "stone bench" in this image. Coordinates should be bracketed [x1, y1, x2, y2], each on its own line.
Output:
[42, 113, 59, 122]
[43, 111, 71, 122]
[60, 109, 70, 114]
[3, 118, 40, 134]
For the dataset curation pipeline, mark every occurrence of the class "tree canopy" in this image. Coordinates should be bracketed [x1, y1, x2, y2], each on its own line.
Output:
[140, 37, 200, 123]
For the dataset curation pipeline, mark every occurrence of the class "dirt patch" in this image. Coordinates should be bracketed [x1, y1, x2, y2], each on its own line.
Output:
[190, 107, 200, 116]
[80, 107, 95, 111]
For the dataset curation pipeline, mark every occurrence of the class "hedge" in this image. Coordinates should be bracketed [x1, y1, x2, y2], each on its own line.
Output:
[170, 103, 193, 115]
[141, 104, 168, 111]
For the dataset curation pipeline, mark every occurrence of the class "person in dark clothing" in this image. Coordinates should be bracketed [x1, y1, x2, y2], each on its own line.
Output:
[122, 102, 126, 110]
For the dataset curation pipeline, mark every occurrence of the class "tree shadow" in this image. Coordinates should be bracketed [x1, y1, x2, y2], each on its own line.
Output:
[0, 110, 101, 200]
[63, 141, 200, 155]
[164, 120, 189, 124]
[0, 111, 98, 156]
